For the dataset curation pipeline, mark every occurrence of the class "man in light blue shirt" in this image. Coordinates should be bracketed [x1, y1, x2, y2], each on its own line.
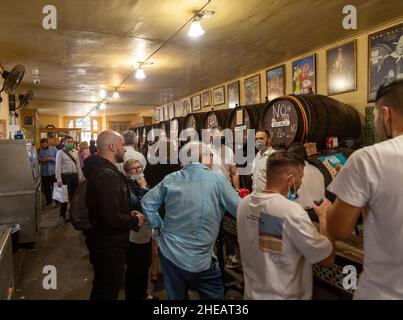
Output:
[38, 138, 58, 206]
[141, 142, 240, 300]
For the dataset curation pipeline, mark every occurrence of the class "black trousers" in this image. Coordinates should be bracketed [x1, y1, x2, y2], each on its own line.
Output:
[41, 175, 55, 204]
[88, 247, 127, 300]
[125, 241, 152, 300]
[60, 173, 79, 218]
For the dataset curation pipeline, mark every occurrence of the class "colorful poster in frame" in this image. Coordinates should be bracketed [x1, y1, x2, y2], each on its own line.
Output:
[168, 103, 175, 119]
[266, 65, 285, 101]
[213, 86, 225, 106]
[163, 105, 169, 121]
[174, 101, 182, 117]
[244, 74, 261, 105]
[227, 80, 240, 108]
[292, 54, 316, 94]
[182, 98, 191, 116]
[327, 40, 357, 95]
[0, 119, 6, 139]
[368, 23, 403, 101]
[202, 91, 211, 108]
[192, 95, 201, 111]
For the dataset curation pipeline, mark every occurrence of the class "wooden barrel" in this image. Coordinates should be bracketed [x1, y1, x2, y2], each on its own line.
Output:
[170, 117, 184, 139]
[158, 120, 171, 138]
[183, 112, 208, 137]
[261, 94, 362, 149]
[202, 109, 232, 130]
[139, 125, 152, 147]
[228, 104, 265, 145]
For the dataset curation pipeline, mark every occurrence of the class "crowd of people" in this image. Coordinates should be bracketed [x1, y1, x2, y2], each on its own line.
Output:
[37, 79, 403, 300]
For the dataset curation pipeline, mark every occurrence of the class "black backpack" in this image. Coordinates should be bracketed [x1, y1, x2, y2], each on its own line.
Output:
[70, 179, 93, 231]
[70, 168, 114, 232]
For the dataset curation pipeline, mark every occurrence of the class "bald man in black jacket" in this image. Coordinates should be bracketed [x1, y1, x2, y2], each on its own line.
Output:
[83, 131, 144, 300]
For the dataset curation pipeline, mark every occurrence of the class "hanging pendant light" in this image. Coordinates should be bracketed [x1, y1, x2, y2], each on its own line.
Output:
[99, 102, 106, 110]
[135, 66, 146, 79]
[188, 19, 205, 38]
[112, 88, 120, 99]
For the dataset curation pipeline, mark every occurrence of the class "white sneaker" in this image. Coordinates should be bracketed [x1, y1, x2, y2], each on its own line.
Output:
[226, 255, 241, 269]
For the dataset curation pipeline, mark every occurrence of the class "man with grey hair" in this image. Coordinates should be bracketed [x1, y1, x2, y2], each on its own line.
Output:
[116, 130, 147, 174]
[83, 130, 144, 300]
[142, 141, 240, 300]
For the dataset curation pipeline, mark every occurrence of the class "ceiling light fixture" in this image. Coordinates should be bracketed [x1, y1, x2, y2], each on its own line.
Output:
[99, 89, 106, 98]
[112, 88, 120, 99]
[99, 102, 106, 110]
[188, 13, 205, 38]
[135, 64, 146, 79]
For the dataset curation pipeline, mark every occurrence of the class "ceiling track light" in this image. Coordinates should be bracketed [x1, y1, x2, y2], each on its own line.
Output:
[188, 10, 214, 38]
[112, 88, 120, 99]
[135, 63, 146, 79]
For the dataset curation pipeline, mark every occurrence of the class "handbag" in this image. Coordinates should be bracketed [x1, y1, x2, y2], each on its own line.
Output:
[52, 183, 68, 203]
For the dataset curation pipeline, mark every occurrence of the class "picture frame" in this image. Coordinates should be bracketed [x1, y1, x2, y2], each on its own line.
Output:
[192, 95, 201, 111]
[292, 54, 316, 94]
[202, 91, 211, 108]
[266, 65, 285, 101]
[327, 40, 357, 95]
[368, 23, 403, 102]
[168, 103, 175, 120]
[155, 108, 160, 122]
[0, 119, 6, 139]
[213, 86, 225, 106]
[181, 98, 192, 116]
[227, 80, 240, 108]
[163, 105, 169, 121]
[174, 101, 182, 117]
[244, 74, 261, 105]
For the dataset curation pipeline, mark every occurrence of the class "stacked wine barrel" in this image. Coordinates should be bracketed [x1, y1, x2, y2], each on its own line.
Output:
[260, 94, 362, 149]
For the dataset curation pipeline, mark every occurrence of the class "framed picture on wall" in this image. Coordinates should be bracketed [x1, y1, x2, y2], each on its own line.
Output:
[174, 101, 182, 117]
[244, 74, 261, 105]
[368, 23, 403, 102]
[202, 91, 211, 108]
[227, 80, 240, 108]
[182, 98, 191, 116]
[0, 119, 6, 139]
[163, 105, 169, 121]
[327, 40, 357, 95]
[266, 65, 285, 101]
[192, 95, 201, 111]
[292, 54, 316, 94]
[213, 86, 225, 106]
[168, 103, 175, 119]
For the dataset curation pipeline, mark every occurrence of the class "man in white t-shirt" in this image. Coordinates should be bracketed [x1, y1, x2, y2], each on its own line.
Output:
[116, 130, 147, 173]
[287, 143, 325, 211]
[251, 130, 276, 192]
[325, 79, 403, 299]
[209, 127, 240, 189]
[237, 150, 335, 300]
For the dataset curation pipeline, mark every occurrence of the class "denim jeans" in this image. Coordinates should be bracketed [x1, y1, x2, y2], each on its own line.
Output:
[159, 251, 224, 300]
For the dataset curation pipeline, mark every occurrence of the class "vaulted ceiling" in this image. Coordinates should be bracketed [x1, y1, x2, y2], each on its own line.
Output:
[0, 0, 402, 115]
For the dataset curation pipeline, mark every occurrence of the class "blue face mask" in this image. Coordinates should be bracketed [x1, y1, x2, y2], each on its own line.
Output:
[129, 173, 144, 181]
[286, 176, 297, 201]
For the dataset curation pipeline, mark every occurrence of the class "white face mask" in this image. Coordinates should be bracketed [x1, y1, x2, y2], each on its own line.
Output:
[255, 140, 266, 150]
[129, 173, 144, 181]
